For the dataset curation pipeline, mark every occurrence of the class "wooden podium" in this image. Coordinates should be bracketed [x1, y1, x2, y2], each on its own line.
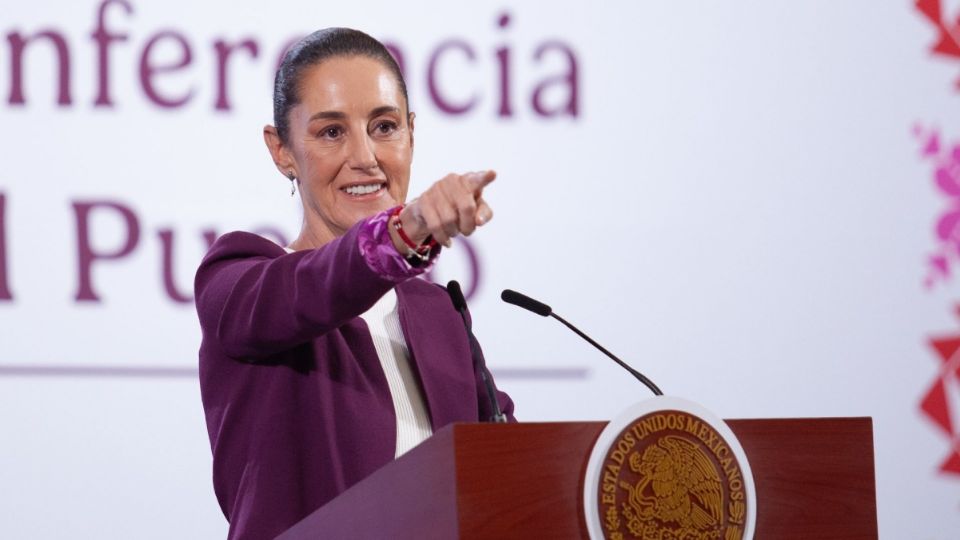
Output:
[277, 418, 877, 539]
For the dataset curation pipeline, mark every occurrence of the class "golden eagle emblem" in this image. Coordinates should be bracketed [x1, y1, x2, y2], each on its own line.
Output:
[619, 435, 724, 538]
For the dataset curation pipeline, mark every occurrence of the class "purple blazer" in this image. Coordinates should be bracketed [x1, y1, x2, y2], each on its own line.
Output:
[195, 224, 515, 539]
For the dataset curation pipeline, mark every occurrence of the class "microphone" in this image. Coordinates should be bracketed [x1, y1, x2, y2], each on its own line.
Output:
[500, 288, 663, 396]
[447, 281, 508, 423]
[501, 289, 551, 316]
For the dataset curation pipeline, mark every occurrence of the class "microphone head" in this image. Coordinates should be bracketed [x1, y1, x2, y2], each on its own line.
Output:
[501, 289, 552, 317]
[446, 280, 468, 312]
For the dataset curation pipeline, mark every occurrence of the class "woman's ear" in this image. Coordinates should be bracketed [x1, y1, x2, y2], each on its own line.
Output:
[407, 112, 416, 151]
[263, 125, 296, 178]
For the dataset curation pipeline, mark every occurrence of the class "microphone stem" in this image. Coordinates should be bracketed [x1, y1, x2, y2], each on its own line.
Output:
[549, 312, 663, 396]
[457, 308, 508, 423]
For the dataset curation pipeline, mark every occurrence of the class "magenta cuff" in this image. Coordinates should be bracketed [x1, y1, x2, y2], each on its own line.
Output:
[358, 207, 438, 282]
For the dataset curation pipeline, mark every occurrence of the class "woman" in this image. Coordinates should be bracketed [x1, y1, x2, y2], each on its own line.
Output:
[195, 28, 515, 539]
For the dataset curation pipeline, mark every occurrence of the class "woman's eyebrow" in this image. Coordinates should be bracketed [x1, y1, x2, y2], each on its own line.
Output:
[308, 106, 399, 122]
[308, 110, 347, 122]
[370, 106, 400, 117]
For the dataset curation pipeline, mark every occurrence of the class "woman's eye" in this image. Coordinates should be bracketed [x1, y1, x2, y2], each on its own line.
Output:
[319, 126, 343, 139]
[374, 121, 398, 135]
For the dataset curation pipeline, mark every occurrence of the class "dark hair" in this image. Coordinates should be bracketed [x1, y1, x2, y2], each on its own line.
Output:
[273, 28, 409, 144]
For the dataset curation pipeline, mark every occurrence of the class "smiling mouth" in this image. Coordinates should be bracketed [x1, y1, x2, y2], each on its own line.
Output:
[341, 182, 386, 197]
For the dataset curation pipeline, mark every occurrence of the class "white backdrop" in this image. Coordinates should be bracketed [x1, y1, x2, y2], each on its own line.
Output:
[1, 0, 957, 537]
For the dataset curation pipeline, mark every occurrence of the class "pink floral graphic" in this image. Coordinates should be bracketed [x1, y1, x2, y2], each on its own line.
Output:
[915, 125, 960, 288]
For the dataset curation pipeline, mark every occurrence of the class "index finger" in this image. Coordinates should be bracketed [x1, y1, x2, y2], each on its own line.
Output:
[465, 170, 497, 195]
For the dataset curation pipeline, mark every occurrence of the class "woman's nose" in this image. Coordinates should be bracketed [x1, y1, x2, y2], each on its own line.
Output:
[347, 130, 378, 171]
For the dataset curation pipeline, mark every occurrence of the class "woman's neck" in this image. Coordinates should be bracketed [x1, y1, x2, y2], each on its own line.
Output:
[288, 221, 337, 251]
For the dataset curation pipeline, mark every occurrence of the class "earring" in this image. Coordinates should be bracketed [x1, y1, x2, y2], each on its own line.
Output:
[287, 171, 296, 196]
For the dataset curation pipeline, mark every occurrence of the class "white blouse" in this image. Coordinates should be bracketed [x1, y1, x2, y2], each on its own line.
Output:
[358, 289, 434, 457]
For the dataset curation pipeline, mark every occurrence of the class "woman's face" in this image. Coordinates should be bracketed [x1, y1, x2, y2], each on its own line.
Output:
[281, 56, 413, 241]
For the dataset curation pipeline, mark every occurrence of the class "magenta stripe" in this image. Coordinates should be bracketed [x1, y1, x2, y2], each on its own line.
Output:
[0, 364, 589, 380]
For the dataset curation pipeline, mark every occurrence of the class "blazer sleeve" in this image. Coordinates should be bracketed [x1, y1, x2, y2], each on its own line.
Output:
[194, 222, 398, 360]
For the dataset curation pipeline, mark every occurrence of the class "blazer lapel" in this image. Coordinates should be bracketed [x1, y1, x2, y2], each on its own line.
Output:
[395, 280, 479, 430]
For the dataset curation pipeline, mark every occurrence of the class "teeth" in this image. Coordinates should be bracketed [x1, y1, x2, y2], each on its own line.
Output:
[344, 183, 384, 196]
